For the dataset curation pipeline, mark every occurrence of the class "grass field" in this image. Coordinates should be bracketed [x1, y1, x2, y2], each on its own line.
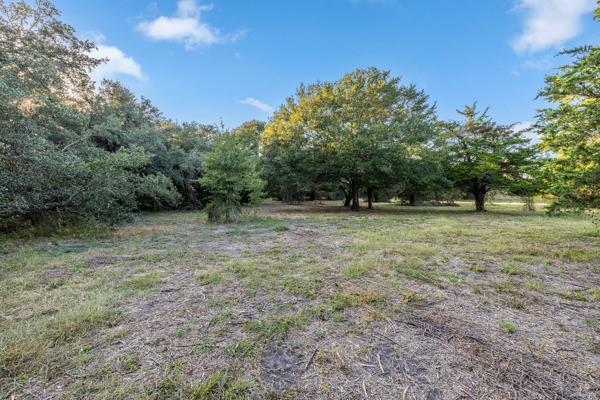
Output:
[1, 201, 599, 399]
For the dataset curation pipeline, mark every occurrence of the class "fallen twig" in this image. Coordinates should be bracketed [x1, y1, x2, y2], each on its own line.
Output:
[377, 353, 385, 374]
[374, 332, 402, 347]
[304, 348, 318, 372]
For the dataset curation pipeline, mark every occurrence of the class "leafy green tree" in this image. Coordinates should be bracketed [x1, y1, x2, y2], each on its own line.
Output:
[0, 0, 114, 228]
[199, 135, 264, 222]
[443, 104, 537, 212]
[0, 0, 99, 109]
[398, 156, 451, 206]
[537, 42, 600, 213]
[88, 81, 218, 210]
[231, 120, 265, 153]
[261, 98, 317, 202]
[159, 121, 217, 208]
[0, 0, 183, 229]
[0, 123, 158, 227]
[263, 68, 436, 210]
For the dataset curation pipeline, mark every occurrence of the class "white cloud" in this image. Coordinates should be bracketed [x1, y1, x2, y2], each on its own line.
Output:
[137, 0, 241, 49]
[89, 44, 145, 82]
[240, 97, 274, 114]
[511, 0, 596, 53]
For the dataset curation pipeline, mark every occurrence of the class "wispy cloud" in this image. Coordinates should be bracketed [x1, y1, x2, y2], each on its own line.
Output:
[519, 57, 555, 71]
[511, 0, 596, 53]
[88, 34, 144, 82]
[240, 97, 274, 114]
[512, 55, 556, 75]
[137, 0, 243, 49]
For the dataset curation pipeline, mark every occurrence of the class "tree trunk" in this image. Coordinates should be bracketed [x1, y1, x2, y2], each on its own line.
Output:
[342, 186, 352, 207]
[409, 193, 417, 206]
[523, 196, 535, 212]
[473, 190, 486, 212]
[367, 188, 374, 209]
[350, 179, 360, 211]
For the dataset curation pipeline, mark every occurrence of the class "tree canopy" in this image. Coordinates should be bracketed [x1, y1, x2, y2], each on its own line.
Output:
[442, 104, 537, 212]
[262, 68, 437, 210]
[200, 134, 264, 222]
[537, 43, 600, 213]
[4, 0, 598, 231]
[0, 0, 218, 229]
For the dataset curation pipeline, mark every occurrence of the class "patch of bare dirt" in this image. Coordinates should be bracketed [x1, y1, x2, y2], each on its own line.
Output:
[87, 254, 138, 268]
[260, 345, 303, 390]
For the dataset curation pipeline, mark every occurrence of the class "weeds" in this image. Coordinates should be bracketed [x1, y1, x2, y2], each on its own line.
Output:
[499, 320, 517, 334]
[189, 368, 255, 399]
[245, 312, 308, 342]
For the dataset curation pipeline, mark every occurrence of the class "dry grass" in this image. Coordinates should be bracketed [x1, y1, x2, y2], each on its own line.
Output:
[1, 200, 599, 399]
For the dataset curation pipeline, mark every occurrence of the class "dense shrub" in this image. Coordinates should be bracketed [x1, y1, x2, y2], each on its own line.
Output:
[199, 135, 264, 222]
[0, 1, 217, 230]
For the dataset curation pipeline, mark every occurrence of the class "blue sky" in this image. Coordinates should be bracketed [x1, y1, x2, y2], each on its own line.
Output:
[53, 0, 598, 130]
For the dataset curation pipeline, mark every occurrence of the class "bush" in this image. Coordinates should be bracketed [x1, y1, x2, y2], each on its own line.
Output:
[199, 135, 264, 222]
[0, 123, 165, 229]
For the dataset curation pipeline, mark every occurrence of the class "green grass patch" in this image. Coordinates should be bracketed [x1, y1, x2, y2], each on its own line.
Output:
[123, 270, 165, 291]
[560, 290, 588, 302]
[499, 320, 517, 334]
[223, 339, 256, 359]
[245, 312, 308, 342]
[189, 368, 256, 400]
[500, 264, 533, 277]
[282, 276, 318, 297]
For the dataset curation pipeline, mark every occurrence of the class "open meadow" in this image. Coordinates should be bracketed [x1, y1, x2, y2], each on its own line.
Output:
[1, 201, 599, 399]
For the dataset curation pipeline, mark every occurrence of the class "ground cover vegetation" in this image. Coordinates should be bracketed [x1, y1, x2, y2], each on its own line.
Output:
[1, 202, 599, 398]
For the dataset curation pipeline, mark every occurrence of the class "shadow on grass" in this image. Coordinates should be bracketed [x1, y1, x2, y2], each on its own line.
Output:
[261, 201, 548, 218]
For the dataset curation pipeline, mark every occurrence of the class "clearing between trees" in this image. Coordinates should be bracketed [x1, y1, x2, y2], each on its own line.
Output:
[1, 201, 599, 399]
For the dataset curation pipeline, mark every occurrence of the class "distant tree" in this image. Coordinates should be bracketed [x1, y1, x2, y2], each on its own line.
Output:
[263, 68, 436, 210]
[157, 121, 217, 209]
[397, 142, 451, 206]
[199, 135, 264, 222]
[231, 120, 266, 153]
[536, 41, 600, 213]
[261, 94, 322, 202]
[443, 104, 537, 212]
[87, 80, 184, 211]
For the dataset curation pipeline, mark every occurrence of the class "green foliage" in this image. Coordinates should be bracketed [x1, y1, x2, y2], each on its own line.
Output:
[200, 135, 264, 222]
[230, 120, 265, 153]
[1, 0, 592, 232]
[189, 368, 255, 399]
[442, 104, 537, 211]
[537, 43, 600, 213]
[499, 320, 517, 334]
[262, 68, 437, 209]
[0, 1, 214, 230]
[397, 151, 452, 205]
[0, 0, 99, 107]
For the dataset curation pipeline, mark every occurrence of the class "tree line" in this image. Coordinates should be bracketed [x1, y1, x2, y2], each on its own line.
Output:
[1, 0, 598, 230]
